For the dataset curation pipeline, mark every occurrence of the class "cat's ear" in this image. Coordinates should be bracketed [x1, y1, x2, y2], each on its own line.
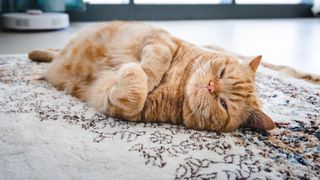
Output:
[248, 55, 262, 72]
[242, 109, 275, 130]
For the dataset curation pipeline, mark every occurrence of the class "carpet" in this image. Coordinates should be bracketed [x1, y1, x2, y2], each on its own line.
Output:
[0, 55, 319, 179]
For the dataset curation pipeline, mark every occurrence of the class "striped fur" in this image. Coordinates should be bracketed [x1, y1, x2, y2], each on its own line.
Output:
[29, 21, 275, 132]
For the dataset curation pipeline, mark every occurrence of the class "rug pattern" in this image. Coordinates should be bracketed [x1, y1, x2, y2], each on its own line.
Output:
[0, 55, 319, 179]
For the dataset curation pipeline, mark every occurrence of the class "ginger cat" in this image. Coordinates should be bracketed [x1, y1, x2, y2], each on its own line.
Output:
[29, 21, 275, 132]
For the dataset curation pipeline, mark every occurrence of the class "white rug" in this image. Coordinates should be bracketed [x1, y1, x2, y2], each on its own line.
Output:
[0, 55, 319, 179]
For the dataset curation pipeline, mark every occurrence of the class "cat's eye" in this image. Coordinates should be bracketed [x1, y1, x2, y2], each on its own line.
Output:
[219, 68, 225, 79]
[219, 98, 228, 110]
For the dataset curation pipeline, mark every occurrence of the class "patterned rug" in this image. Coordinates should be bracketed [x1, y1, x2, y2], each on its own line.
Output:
[0, 55, 319, 179]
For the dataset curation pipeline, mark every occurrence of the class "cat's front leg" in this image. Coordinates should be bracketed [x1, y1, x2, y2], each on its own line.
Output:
[88, 63, 148, 121]
[140, 41, 176, 92]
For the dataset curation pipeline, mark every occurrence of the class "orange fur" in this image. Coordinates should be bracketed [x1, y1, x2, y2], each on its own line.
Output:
[29, 21, 275, 132]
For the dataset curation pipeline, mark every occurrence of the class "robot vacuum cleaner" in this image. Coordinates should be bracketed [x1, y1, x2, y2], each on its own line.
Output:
[1, 10, 69, 30]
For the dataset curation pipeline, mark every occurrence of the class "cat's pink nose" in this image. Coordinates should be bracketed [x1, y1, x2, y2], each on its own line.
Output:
[208, 81, 215, 93]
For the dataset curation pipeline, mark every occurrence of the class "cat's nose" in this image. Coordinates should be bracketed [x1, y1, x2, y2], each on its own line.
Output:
[208, 81, 215, 93]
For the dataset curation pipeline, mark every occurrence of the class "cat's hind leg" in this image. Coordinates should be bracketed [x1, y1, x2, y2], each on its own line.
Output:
[88, 63, 148, 121]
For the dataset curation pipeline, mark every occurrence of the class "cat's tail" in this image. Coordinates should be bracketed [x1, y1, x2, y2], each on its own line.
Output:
[261, 62, 320, 85]
[28, 49, 59, 62]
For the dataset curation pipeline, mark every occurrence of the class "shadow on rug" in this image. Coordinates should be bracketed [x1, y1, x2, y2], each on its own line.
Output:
[0, 55, 319, 179]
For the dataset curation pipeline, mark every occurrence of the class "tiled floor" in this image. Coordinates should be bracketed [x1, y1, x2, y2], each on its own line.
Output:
[0, 18, 319, 74]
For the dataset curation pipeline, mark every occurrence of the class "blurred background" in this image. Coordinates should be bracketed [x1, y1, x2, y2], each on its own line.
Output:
[1, 0, 317, 20]
[0, 0, 319, 74]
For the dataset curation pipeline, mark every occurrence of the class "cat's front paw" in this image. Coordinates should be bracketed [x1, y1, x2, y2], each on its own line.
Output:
[117, 63, 142, 79]
[117, 63, 148, 89]
[110, 63, 148, 118]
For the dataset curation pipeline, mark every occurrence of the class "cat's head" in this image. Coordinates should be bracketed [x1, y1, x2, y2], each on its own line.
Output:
[183, 54, 275, 132]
